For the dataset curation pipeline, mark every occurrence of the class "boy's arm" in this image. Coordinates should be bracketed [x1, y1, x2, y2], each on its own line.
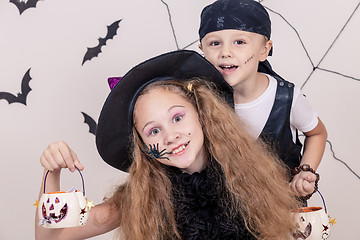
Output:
[301, 117, 327, 170]
[289, 118, 327, 197]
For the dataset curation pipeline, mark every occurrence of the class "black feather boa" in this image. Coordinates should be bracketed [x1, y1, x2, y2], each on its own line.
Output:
[167, 163, 256, 240]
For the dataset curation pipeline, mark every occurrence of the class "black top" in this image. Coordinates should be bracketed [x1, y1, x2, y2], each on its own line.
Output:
[258, 60, 303, 173]
[168, 166, 256, 240]
[259, 77, 302, 172]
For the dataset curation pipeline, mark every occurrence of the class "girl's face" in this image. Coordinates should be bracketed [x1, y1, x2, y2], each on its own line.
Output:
[134, 87, 207, 174]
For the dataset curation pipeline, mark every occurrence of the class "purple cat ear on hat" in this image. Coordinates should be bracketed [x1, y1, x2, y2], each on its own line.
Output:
[108, 77, 122, 90]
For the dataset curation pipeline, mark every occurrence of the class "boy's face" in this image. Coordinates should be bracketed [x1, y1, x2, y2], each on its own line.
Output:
[134, 87, 207, 174]
[199, 29, 272, 90]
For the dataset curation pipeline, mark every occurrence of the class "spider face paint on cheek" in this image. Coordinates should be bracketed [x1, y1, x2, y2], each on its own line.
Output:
[244, 54, 254, 64]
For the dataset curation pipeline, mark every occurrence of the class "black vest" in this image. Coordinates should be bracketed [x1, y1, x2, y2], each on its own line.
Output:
[258, 60, 302, 172]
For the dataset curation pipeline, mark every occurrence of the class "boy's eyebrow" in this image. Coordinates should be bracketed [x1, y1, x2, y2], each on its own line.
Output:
[203, 32, 250, 41]
[141, 105, 185, 132]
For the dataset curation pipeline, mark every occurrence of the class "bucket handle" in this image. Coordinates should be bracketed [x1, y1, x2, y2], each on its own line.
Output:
[43, 167, 85, 196]
[314, 186, 327, 214]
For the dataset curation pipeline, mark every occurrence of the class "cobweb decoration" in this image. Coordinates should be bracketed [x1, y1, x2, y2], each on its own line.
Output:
[298, 134, 360, 180]
[326, 140, 360, 180]
[261, 1, 360, 89]
[158, 0, 360, 181]
[160, 0, 199, 50]
[160, 0, 179, 50]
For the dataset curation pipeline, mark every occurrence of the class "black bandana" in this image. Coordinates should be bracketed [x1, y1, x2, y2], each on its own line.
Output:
[199, 0, 271, 41]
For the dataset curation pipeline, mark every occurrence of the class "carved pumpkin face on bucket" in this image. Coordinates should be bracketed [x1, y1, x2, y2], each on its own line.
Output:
[38, 191, 90, 228]
[41, 192, 68, 223]
[291, 207, 331, 240]
[37, 169, 91, 228]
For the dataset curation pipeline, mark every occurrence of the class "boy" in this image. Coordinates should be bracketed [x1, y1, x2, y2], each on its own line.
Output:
[198, 0, 327, 200]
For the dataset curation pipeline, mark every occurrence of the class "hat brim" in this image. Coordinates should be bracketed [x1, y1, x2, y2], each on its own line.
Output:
[95, 50, 233, 171]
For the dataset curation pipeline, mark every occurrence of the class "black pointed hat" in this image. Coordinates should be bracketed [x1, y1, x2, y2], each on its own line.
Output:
[95, 50, 233, 171]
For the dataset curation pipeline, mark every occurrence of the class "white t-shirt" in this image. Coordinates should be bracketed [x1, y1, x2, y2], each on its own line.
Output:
[234, 74, 318, 143]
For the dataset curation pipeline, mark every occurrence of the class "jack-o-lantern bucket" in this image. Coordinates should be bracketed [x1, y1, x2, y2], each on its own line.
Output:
[291, 188, 333, 240]
[38, 168, 91, 228]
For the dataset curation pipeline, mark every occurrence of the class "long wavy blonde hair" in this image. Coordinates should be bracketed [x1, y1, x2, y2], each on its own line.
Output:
[108, 79, 300, 240]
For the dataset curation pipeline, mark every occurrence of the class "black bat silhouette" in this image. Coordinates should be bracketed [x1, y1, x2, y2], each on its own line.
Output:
[82, 19, 122, 65]
[10, 0, 40, 15]
[81, 112, 97, 135]
[0, 68, 32, 105]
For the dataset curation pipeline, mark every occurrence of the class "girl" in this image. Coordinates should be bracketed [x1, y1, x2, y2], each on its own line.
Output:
[35, 50, 299, 240]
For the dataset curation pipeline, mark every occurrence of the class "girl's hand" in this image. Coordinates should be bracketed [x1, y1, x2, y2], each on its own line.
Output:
[40, 141, 84, 172]
[289, 171, 317, 197]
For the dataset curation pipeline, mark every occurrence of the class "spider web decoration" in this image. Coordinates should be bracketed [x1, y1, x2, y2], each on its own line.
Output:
[326, 140, 359, 179]
[260, 1, 360, 88]
[160, 0, 199, 50]
[299, 134, 360, 180]
[159, 0, 360, 181]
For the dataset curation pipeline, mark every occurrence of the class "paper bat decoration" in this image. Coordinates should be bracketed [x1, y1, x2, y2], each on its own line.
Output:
[10, 0, 40, 15]
[0, 68, 32, 105]
[82, 19, 122, 65]
[81, 112, 97, 135]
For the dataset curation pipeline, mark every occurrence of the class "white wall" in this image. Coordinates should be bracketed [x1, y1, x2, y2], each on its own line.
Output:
[0, 0, 359, 239]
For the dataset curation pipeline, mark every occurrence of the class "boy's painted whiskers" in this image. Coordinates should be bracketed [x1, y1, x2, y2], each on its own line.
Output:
[142, 143, 170, 160]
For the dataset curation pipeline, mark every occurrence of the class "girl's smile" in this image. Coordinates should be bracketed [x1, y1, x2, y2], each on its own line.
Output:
[171, 142, 189, 155]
